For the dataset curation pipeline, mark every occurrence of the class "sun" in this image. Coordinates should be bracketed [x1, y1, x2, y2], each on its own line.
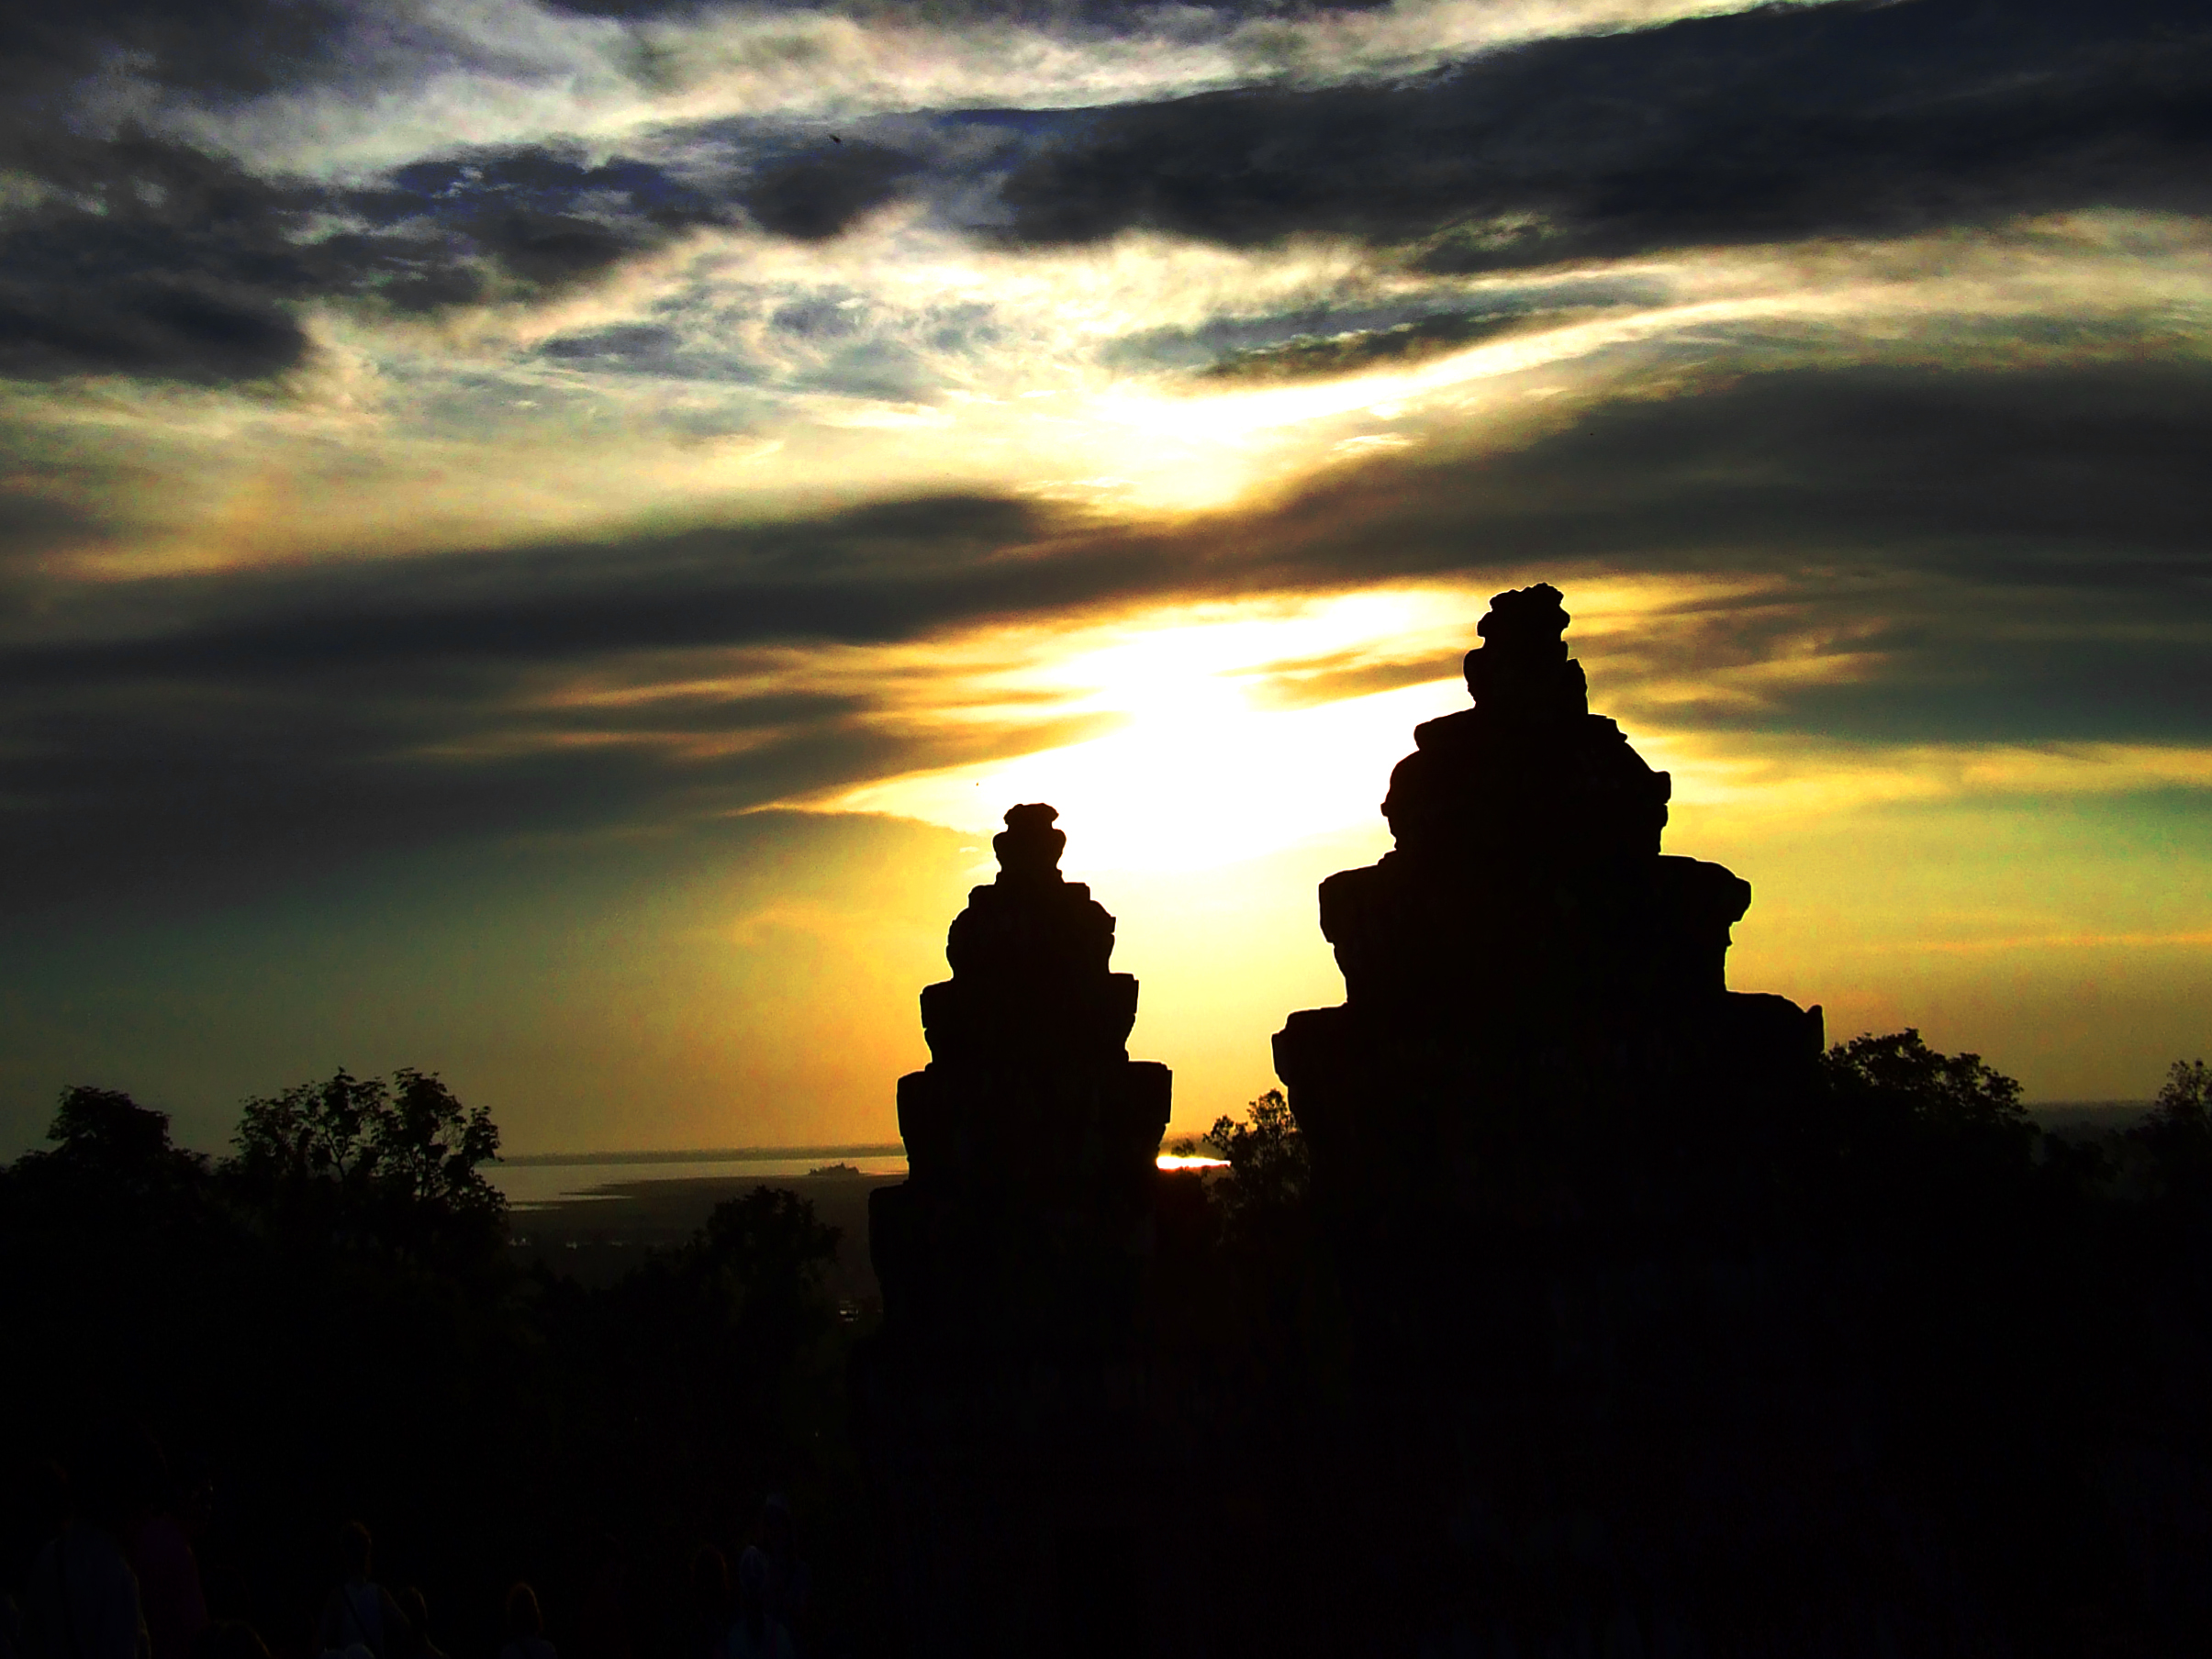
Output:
[824, 590, 1485, 874]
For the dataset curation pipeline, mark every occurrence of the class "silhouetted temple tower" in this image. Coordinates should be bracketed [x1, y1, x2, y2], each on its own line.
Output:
[859, 804, 1173, 1657]
[1277, 582, 1824, 1240]
[1272, 585, 1909, 1653]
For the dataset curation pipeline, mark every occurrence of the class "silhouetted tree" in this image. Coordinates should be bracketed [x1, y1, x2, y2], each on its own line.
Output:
[1204, 1088, 1308, 1241]
[17, 1084, 207, 1203]
[1822, 1027, 2032, 1149]
[2128, 1057, 2212, 1208]
[377, 1071, 504, 1220]
[688, 1186, 843, 1353]
[39, 1086, 206, 1180]
[233, 1068, 387, 1185]
[229, 1067, 502, 1261]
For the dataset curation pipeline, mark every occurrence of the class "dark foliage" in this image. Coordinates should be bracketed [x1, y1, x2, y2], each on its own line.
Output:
[2126, 1056, 2212, 1208]
[228, 1068, 504, 1264]
[1202, 1087, 1309, 1247]
[8, 1029, 2212, 1654]
[1818, 1025, 2039, 1178]
[0, 1077, 875, 1659]
[38, 1085, 209, 1186]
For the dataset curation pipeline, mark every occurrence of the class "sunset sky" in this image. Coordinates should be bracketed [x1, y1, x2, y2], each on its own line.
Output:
[2, 0, 2207, 1156]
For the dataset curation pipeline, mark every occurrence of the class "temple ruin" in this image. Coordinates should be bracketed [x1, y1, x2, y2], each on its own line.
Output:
[1271, 585, 1961, 1654]
[1277, 580, 1825, 1219]
[860, 591, 1978, 1655]
[859, 803, 1171, 1658]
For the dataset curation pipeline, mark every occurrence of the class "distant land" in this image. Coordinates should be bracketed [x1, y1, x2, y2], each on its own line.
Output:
[2028, 1100, 2153, 1132]
[497, 1141, 906, 1166]
[496, 1109, 2154, 1166]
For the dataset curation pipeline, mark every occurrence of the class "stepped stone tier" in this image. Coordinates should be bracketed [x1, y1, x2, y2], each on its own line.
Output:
[858, 806, 1174, 1657]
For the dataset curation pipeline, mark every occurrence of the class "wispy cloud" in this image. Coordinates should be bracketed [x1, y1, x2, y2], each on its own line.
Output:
[141, 0, 1842, 178]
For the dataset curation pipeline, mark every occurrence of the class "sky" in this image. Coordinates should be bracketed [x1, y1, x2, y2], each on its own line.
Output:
[1, 0, 2207, 1157]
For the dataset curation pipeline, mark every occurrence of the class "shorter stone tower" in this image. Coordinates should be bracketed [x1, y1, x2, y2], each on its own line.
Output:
[859, 804, 1174, 1657]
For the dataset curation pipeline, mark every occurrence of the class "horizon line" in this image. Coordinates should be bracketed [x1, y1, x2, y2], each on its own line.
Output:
[494, 1104, 2156, 1165]
[496, 1142, 907, 1167]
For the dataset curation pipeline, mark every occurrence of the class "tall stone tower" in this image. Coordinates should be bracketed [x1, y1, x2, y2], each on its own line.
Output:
[1277, 582, 1825, 1258]
[858, 804, 1175, 1658]
[1268, 587, 1949, 1653]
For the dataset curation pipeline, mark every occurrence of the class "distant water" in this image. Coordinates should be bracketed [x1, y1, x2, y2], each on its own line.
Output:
[489, 1147, 909, 1209]
[489, 1143, 1223, 1209]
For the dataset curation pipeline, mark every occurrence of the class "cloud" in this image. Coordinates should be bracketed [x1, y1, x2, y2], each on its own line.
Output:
[31, 0, 2195, 391]
[353, 145, 739, 289]
[0, 0, 348, 105]
[540, 0, 1397, 20]
[0, 128, 755, 381]
[0, 135, 325, 382]
[0, 355, 2206, 919]
[146, 0, 1840, 181]
[1194, 304, 1616, 382]
[741, 139, 923, 240]
[999, 0, 2212, 261]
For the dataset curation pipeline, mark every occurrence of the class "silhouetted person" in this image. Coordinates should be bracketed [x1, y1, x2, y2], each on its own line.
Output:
[679, 1550, 728, 1659]
[496, 1585, 553, 1659]
[754, 1500, 808, 1656]
[723, 1551, 790, 1659]
[316, 1525, 410, 1659]
[392, 1592, 445, 1659]
[126, 1458, 207, 1659]
[25, 1448, 151, 1659]
[571, 1537, 631, 1659]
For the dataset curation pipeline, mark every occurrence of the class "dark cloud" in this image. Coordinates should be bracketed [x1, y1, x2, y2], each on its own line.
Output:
[0, 5, 765, 382]
[0, 0, 348, 104]
[0, 134, 746, 382]
[357, 149, 737, 290]
[742, 141, 924, 241]
[2, 359, 2206, 913]
[536, 325, 709, 375]
[1196, 306, 1609, 383]
[0, 112, 975, 384]
[1000, 0, 2212, 262]
[1243, 362, 2212, 745]
[0, 135, 324, 382]
[1100, 276, 1664, 374]
[0, 495, 1103, 684]
[541, 0, 1388, 26]
[7, 365, 2206, 688]
[0, 485, 97, 628]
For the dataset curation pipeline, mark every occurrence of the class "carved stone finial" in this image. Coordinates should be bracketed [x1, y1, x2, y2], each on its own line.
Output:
[1477, 581, 1570, 645]
[1462, 582, 1586, 716]
[993, 802, 1066, 884]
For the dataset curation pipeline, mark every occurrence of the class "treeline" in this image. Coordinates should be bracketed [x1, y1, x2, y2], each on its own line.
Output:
[6, 1036, 2212, 1658]
[0, 1071, 873, 1659]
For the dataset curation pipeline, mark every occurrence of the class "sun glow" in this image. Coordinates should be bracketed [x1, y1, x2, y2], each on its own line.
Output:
[823, 590, 1488, 872]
